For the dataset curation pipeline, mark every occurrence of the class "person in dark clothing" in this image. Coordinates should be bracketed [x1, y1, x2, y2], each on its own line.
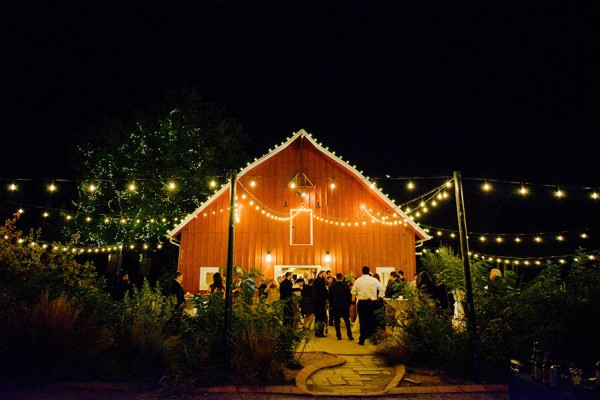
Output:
[170, 271, 191, 309]
[300, 278, 314, 328]
[113, 271, 132, 300]
[329, 273, 354, 340]
[312, 270, 329, 337]
[279, 271, 297, 327]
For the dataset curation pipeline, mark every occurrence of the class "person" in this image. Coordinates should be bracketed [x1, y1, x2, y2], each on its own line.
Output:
[312, 270, 329, 337]
[329, 273, 354, 340]
[326, 274, 335, 326]
[398, 270, 407, 283]
[385, 271, 400, 298]
[113, 271, 132, 300]
[279, 272, 297, 326]
[300, 277, 314, 328]
[241, 273, 257, 304]
[209, 272, 224, 295]
[170, 271, 192, 308]
[490, 268, 502, 281]
[263, 277, 280, 304]
[351, 266, 385, 345]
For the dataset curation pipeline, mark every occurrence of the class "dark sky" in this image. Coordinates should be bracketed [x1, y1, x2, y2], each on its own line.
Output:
[2, 0, 599, 258]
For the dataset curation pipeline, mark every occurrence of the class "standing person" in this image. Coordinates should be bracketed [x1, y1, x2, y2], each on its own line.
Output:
[312, 270, 329, 337]
[170, 271, 192, 309]
[385, 271, 400, 299]
[113, 271, 132, 300]
[279, 272, 296, 326]
[351, 266, 385, 345]
[326, 274, 335, 327]
[263, 277, 280, 304]
[329, 273, 354, 340]
[209, 272, 224, 295]
[300, 278, 314, 328]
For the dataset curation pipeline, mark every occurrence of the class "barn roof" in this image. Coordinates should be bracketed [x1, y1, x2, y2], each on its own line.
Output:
[168, 129, 431, 242]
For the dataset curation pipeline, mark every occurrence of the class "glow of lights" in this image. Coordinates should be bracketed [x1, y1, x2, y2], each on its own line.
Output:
[407, 181, 415, 190]
[479, 236, 487, 242]
[555, 188, 564, 198]
[324, 251, 332, 263]
[167, 181, 176, 190]
[209, 180, 217, 188]
[556, 235, 564, 241]
[581, 233, 588, 239]
[330, 179, 335, 189]
[515, 237, 522, 243]
[250, 176, 256, 187]
[519, 185, 528, 195]
[496, 237, 503, 243]
[290, 181, 296, 189]
[534, 236, 542, 243]
[9, 183, 17, 191]
[48, 183, 57, 192]
[88, 184, 96, 192]
[592, 192, 598, 200]
[482, 181, 492, 191]
[128, 182, 136, 191]
[265, 251, 272, 263]
[42, 211, 49, 218]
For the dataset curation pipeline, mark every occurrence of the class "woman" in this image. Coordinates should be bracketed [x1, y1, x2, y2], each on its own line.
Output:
[209, 272, 224, 295]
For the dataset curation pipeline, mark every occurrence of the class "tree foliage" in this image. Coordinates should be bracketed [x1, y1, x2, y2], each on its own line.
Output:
[66, 88, 248, 247]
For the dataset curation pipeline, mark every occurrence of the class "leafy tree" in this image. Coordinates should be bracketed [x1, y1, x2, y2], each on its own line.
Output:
[66, 88, 248, 250]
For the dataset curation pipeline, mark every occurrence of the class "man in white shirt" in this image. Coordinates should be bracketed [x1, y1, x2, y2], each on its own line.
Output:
[351, 266, 385, 345]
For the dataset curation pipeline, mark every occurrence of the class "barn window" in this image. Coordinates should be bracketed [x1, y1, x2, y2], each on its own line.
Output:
[290, 208, 313, 245]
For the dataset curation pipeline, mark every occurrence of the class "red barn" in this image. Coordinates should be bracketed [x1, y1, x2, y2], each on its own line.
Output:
[168, 129, 430, 292]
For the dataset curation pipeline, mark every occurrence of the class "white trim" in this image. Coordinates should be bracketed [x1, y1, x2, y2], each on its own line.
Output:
[199, 266, 221, 292]
[289, 207, 313, 246]
[168, 129, 431, 241]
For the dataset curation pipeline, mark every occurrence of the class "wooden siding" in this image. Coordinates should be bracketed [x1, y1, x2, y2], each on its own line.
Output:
[177, 136, 420, 292]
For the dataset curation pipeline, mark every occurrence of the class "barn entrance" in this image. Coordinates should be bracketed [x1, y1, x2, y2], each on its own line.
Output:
[274, 265, 322, 281]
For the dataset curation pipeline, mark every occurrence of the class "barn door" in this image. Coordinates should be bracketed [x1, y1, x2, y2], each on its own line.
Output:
[290, 208, 313, 245]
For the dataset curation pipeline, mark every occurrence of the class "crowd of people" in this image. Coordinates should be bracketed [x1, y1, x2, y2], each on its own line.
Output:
[198, 266, 413, 345]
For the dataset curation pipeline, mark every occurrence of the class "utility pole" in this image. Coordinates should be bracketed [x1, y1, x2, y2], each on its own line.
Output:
[453, 171, 480, 382]
[223, 171, 236, 380]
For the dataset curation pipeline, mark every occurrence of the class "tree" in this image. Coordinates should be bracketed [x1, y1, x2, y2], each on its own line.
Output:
[66, 88, 248, 253]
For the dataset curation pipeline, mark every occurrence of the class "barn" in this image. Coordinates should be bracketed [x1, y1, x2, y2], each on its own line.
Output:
[168, 129, 430, 292]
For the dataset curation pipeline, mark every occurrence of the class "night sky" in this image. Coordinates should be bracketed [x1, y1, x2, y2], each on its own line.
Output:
[2, 1, 599, 259]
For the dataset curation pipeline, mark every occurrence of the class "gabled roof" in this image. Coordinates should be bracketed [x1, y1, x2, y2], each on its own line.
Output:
[168, 129, 431, 242]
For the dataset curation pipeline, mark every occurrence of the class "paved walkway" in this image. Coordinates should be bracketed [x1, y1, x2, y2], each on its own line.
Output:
[293, 326, 509, 397]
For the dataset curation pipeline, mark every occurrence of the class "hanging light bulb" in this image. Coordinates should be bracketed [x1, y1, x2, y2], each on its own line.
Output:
[330, 178, 335, 189]
[48, 183, 57, 192]
[9, 183, 17, 191]
[407, 180, 415, 190]
[167, 181, 177, 191]
[518, 185, 528, 195]
[482, 181, 492, 191]
[592, 192, 598, 200]
[88, 183, 97, 192]
[554, 187, 564, 198]
[324, 251, 332, 263]
[209, 180, 217, 188]
[250, 175, 256, 187]
[128, 182, 136, 191]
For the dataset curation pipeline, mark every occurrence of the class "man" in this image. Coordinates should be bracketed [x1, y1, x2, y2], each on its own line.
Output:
[329, 273, 354, 340]
[385, 271, 402, 299]
[312, 270, 329, 337]
[112, 271, 132, 300]
[170, 271, 192, 308]
[351, 266, 385, 345]
[279, 271, 296, 326]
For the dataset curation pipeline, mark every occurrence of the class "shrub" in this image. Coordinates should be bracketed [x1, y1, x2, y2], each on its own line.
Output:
[0, 294, 112, 385]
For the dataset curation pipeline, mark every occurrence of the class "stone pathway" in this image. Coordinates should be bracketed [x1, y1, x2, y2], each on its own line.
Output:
[305, 354, 395, 395]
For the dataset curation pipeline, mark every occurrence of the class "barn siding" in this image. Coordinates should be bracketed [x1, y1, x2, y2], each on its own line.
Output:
[176, 134, 426, 292]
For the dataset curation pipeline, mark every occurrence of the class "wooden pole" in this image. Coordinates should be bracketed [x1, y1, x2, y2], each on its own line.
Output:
[223, 171, 236, 380]
[453, 171, 480, 382]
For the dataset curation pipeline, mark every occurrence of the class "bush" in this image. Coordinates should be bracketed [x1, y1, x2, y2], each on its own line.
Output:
[379, 245, 600, 383]
[0, 294, 112, 385]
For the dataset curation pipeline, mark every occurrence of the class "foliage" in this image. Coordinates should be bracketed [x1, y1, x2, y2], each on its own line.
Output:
[66, 87, 248, 251]
[0, 216, 101, 309]
[0, 294, 112, 385]
[379, 245, 600, 383]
